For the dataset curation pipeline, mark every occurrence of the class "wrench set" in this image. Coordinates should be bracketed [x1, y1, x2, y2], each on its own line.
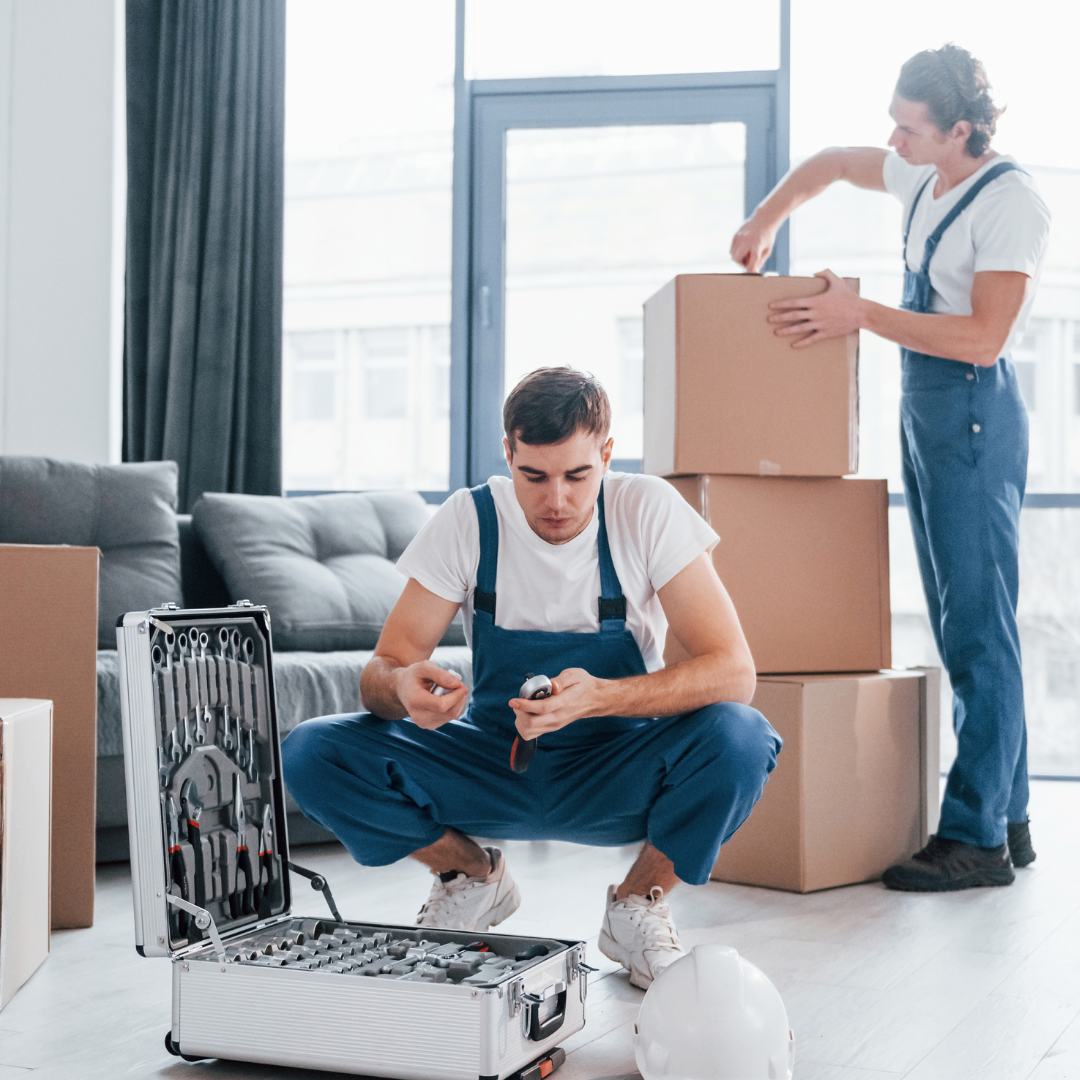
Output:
[118, 604, 587, 1079]
[146, 614, 281, 940]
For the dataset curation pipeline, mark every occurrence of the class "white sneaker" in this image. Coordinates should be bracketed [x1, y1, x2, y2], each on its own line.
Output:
[416, 846, 522, 931]
[598, 884, 685, 990]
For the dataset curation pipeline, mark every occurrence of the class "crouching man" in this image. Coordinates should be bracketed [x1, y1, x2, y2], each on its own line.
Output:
[282, 367, 781, 988]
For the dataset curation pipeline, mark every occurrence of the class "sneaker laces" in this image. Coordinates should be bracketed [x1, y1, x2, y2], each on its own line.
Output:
[623, 887, 681, 953]
[417, 869, 488, 923]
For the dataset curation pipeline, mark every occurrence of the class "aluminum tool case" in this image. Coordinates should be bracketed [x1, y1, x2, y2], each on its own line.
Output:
[119, 604, 588, 1079]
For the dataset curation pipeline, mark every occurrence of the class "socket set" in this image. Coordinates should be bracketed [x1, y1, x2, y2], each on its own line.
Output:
[207, 918, 563, 984]
[118, 605, 588, 1079]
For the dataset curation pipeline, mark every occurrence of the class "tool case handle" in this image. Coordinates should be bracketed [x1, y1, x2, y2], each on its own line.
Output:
[523, 987, 567, 1041]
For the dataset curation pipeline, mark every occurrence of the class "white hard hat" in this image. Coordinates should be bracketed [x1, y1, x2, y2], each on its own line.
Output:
[634, 943, 794, 1080]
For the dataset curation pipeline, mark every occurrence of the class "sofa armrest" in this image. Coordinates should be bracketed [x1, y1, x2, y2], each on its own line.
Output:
[178, 514, 231, 608]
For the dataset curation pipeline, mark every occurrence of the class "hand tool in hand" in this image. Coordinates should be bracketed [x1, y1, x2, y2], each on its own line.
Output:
[166, 796, 190, 938]
[180, 778, 207, 913]
[255, 803, 275, 915]
[510, 673, 552, 774]
[231, 773, 256, 917]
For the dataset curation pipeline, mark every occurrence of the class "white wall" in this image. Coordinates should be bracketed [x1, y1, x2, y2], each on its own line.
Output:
[0, 0, 125, 464]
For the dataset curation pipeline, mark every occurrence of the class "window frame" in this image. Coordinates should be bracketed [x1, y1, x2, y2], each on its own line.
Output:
[447, 0, 792, 493]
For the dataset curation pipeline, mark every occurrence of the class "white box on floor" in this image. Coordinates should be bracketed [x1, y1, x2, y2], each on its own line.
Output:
[0, 698, 52, 1009]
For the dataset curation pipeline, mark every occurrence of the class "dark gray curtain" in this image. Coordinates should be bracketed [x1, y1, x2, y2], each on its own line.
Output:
[124, 0, 285, 511]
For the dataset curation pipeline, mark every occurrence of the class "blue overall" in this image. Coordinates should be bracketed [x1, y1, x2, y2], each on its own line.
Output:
[282, 483, 781, 886]
[899, 161, 1029, 848]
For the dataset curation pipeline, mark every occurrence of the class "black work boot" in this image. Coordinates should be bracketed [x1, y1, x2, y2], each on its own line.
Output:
[882, 835, 1015, 892]
[1007, 820, 1036, 868]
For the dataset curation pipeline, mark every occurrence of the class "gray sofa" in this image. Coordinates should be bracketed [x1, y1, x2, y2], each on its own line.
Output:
[0, 456, 471, 862]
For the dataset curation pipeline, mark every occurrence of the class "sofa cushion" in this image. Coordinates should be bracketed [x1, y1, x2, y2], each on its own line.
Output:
[192, 491, 465, 650]
[0, 456, 183, 647]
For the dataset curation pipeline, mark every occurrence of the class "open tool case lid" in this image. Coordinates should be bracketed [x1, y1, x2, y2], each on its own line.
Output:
[118, 603, 293, 958]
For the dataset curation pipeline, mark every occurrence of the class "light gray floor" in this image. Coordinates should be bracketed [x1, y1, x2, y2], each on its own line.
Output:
[5, 779, 1080, 1080]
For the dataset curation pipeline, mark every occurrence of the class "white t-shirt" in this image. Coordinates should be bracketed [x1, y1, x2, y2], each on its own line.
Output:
[396, 472, 719, 672]
[883, 152, 1050, 337]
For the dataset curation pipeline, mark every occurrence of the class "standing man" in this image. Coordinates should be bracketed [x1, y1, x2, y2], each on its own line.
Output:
[283, 367, 780, 988]
[731, 44, 1050, 891]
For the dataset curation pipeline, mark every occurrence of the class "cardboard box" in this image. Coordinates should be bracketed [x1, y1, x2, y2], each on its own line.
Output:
[643, 274, 859, 478]
[712, 669, 941, 893]
[0, 546, 98, 928]
[666, 474, 890, 674]
[0, 698, 52, 1007]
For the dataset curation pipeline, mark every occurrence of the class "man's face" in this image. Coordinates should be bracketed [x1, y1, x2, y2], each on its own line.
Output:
[504, 429, 613, 545]
[887, 94, 970, 166]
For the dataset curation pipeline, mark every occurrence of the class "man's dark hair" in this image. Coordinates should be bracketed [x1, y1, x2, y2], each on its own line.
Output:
[895, 44, 1003, 158]
[503, 367, 611, 453]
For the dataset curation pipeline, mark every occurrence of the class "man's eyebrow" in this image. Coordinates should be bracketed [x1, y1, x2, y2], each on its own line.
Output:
[518, 465, 547, 476]
[565, 464, 592, 475]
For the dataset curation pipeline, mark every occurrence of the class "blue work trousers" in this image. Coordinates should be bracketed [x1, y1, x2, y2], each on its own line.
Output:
[901, 352, 1029, 847]
[282, 702, 779, 887]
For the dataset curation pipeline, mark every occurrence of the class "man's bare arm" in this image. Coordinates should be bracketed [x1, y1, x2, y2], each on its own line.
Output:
[769, 268, 1029, 367]
[360, 579, 469, 727]
[510, 553, 756, 738]
[731, 147, 888, 272]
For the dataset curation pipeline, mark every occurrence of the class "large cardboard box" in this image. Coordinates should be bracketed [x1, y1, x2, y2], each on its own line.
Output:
[666, 474, 890, 674]
[0, 546, 98, 928]
[0, 699, 52, 1007]
[643, 274, 859, 478]
[712, 669, 941, 893]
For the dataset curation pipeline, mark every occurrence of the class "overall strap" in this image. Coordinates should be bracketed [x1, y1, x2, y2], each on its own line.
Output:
[902, 175, 934, 266]
[469, 484, 498, 622]
[918, 161, 1024, 274]
[596, 481, 628, 630]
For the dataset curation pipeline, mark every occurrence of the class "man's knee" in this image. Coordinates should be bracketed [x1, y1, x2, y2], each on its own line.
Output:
[688, 702, 781, 781]
[281, 717, 339, 810]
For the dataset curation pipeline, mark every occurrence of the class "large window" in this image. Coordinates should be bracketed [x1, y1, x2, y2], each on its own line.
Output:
[285, 1, 787, 491]
[282, 0, 455, 492]
[789, 1, 1080, 775]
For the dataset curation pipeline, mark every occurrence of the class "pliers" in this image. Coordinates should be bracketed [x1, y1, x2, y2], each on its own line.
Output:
[180, 778, 206, 912]
[255, 803, 275, 915]
[166, 796, 189, 938]
[232, 773, 255, 918]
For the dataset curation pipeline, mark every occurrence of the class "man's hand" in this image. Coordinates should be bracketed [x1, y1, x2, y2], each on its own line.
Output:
[730, 215, 777, 274]
[394, 661, 468, 730]
[767, 270, 865, 347]
[508, 668, 605, 740]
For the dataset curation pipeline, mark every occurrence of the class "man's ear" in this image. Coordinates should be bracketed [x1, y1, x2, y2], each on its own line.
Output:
[950, 119, 972, 147]
[601, 437, 614, 469]
[503, 436, 513, 468]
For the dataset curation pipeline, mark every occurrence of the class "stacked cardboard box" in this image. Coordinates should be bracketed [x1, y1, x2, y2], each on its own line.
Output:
[643, 274, 938, 891]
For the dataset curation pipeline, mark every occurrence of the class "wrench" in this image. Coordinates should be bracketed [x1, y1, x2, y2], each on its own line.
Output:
[194, 632, 212, 744]
[175, 634, 194, 754]
[245, 725, 258, 783]
[217, 628, 235, 751]
[152, 641, 176, 782]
